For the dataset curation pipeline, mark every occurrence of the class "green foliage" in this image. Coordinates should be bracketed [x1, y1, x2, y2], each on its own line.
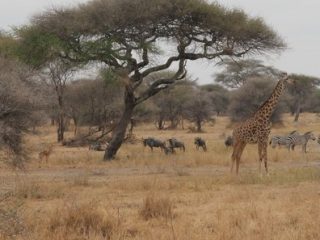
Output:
[99, 68, 122, 88]
[14, 26, 67, 68]
[15, 0, 284, 71]
[0, 32, 17, 58]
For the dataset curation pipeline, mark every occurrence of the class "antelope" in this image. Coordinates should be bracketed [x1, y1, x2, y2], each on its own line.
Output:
[38, 145, 54, 165]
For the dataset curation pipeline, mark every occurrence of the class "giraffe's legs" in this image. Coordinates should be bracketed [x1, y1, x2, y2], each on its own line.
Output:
[231, 140, 241, 173]
[258, 141, 268, 175]
[231, 140, 246, 174]
[235, 142, 246, 175]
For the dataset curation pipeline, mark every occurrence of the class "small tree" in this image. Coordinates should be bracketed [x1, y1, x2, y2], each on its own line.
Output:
[214, 59, 280, 89]
[201, 84, 230, 115]
[286, 74, 319, 122]
[228, 77, 286, 124]
[184, 91, 213, 132]
[152, 80, 195, 129]
[16, 0, 285, 159]
[303, 88, 320, 113]
[65, 76, 123, 135]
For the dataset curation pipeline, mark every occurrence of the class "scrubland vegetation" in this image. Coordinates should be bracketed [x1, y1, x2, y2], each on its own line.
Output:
[0, 114, 320, 240]
[1, 0, 320, 239]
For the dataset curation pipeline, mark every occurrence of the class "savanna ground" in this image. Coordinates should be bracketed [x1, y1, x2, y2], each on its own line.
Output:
[1, 113, 320, 240]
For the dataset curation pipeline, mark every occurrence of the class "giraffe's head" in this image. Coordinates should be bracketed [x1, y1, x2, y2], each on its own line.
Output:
[279, 72, 294, 85]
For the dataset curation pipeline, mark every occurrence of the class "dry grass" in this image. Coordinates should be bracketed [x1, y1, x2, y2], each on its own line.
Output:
[46, 201, 118, 240]
[0, 113, 320, 239]
[139, 194, 175, 221]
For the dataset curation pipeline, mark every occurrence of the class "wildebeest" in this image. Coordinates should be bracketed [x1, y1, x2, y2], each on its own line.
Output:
[224, 136, 233, 148]
[194, 137, 207, 151]
[142, 137, 166, 151]
[168, 138, 185, 152]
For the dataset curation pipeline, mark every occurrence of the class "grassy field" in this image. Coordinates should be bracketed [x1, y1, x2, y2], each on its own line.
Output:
[1, 113, 320, 239]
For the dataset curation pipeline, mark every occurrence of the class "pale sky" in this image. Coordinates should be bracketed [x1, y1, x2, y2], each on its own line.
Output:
[0, 0, 319, 84]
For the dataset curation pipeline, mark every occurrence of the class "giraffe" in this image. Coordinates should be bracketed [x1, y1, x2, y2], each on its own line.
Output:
[231, 73, 291, 175]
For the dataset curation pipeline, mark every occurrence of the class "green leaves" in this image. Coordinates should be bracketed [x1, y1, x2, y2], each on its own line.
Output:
[15, 26, 66, 68]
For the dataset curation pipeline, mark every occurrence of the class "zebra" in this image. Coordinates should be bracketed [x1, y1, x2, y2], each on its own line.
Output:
[194, 137, 207, 151]
[142, 137, 166, 152]
[168, 138, 185, 153]
[224, 136, 233, 148]
[269, 131, 299, 150]
[286, 131, 316, 153]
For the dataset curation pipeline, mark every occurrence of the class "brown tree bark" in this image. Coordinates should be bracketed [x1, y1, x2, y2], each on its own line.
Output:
[294, 98, 301, 122]
[104, 86, 135, 160]
[57, 95, 65, 142]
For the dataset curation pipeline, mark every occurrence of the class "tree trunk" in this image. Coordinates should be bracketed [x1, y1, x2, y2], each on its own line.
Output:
[180, 118, 184, 130]
[196, 119, 202, 132]
[294, 99, 301, 122]
[57, 95, 65, 142]
[73, 118, 78, 136]
[50, 117, 55, 126]
[57, 113, 65, 142]
[156, 115, 165, 130]
[104, 87, 135, 160]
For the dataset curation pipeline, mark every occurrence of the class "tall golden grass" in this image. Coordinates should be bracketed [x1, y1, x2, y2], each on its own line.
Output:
[0, 113, 320, 239]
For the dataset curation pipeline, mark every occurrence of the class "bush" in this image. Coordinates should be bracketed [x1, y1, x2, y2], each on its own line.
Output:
[0, 57, 43, 167]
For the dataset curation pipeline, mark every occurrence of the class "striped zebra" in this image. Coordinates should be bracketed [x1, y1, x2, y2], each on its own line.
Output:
[286, 131, 316, 153]
[269, 131, 298, 150]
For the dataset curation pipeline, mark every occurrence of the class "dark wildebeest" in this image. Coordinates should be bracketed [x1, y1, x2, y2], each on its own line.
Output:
[143, 137, 166, 152]
[194, 137, 207, 151]
[168, 138, 185, 153]
[224, 136, 233, 148]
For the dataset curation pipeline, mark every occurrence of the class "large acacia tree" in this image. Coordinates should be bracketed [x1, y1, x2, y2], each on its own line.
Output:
[15, 0, 285, 160]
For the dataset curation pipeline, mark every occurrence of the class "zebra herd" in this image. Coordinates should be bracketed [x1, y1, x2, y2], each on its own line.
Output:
[142, 137, 206, 154]
[269, 131, 317, 153]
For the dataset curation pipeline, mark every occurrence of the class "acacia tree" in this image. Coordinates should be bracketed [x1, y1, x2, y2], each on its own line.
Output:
[153, 80, 195, 129]
[214, 59, 280, 89]
[200, 84, 230, 115]
[46, 61, 75, 142]
[286, 74, 319, 122]
[184, 91, 213, 132]
[65, 76, 123, 135]
[16, 0, 285, 160]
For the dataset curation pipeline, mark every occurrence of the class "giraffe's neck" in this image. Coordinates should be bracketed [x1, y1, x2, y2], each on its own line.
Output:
[254, 80, 285, 120]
